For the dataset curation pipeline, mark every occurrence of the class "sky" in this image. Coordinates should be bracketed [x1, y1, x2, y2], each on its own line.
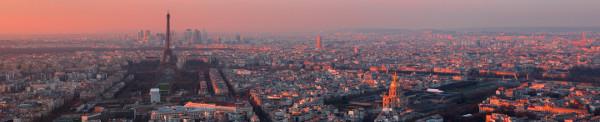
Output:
[1, 0, 600, 35]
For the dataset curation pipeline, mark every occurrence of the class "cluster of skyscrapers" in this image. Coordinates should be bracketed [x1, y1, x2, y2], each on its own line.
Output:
[136, 29, 208, 46]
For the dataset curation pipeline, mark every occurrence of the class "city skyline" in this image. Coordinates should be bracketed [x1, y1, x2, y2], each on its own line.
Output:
[1, 1, 600, 122]
[2, 0, 600, 34]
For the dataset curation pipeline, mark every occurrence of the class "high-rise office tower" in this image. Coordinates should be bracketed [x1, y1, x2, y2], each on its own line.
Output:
[236, 34, 242, 42]
[382, 73, 404, 112]
[193, 29, 202, 44]
[161, 13, 177, 65]
[316, 35, 322, 49]
[137, 30, 145, 43]
[582, 32, 588, 42]
[137, 30, 152, 44]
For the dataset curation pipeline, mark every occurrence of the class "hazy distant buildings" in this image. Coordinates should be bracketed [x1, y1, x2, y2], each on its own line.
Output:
[184, 29, 193, 45]
[136, 30, 173, 46]
[582, 32, 588, 42]
[235, 34, 242, 42]
[194, 29, 202, 44]
[183, 28, 207, 45]
[382, 73, 405, 112]
[202, 30, 208, 43]
[315, 35, 322, 50]
[137, 28, 207, 46]
[6, 16, 600, 122]
[215, 36, 222, 44]
[137, 30, 144, 43]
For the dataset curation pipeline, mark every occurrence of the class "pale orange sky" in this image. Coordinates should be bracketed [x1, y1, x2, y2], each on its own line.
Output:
[1, 0, 600, 34]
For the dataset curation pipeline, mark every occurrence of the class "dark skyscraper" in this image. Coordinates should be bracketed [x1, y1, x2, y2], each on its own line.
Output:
[193, 29, 202, 44]
[144, 30, 151, 44]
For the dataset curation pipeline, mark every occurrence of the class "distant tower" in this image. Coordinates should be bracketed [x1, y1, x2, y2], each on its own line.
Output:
[150, 88, 161, 103]
[202, 29, 208, 42]
[315, 35, 322, 49]
[381, 64, 388, 73]
[193, 29, 202, 44]
[166, 13, 170, 48]
[236, 34, 242, 42]
[382, 73, 403, 112]
[161, 12, 177, 65]
[216, 36, 222, 44]
[138, 30, 143, 42]
[582, 32, 588, 42]
[143, 30, 151, 44]
[185, 29, 193, 45]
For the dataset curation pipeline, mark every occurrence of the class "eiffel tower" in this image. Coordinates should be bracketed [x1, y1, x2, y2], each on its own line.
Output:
[161, 12, 177, 67]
